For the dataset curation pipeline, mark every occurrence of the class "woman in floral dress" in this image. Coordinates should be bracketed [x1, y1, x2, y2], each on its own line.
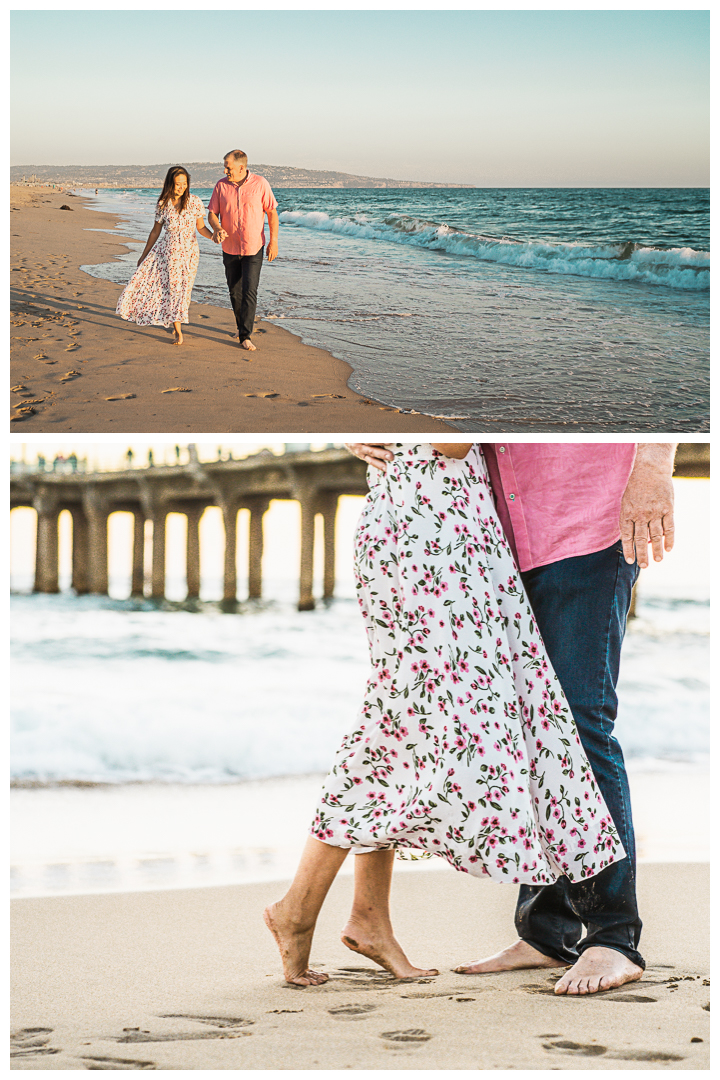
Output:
[264, 444, 626, 985]
[116, 166, 215, 345]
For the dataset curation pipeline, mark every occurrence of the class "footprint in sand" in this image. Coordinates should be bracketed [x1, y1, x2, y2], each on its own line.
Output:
[380, 1029, 432, 1044]
[244, 392, 278, 399]
[328, 1004, 379, 1021]
[11, 406, 37, 420]
[65, 342, 80, 351]
[160, 387, 191, 394]
[541, 1038, 684, 1062]
[312, 394, 345, 400]
[11, 385, 27, 393]
[10, 1027, 61, 1058]
[116, 1031, 250, 1044]
[158, 1014, 254, 1029]
[105, 394, 136, 401]
[33, 353, 48, 360]
[80, 1054, 157, 1070]
[60, 370, 82, 382]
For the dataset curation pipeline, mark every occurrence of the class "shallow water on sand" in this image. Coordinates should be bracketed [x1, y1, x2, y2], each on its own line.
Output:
[83, 187, 709, 432]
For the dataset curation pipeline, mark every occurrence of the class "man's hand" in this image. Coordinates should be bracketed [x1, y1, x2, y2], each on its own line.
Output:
[212, 228, 227, 244]
[345, 443, 394, 472]
[266, 239, 278, 262]
[619, 443, 676, 568]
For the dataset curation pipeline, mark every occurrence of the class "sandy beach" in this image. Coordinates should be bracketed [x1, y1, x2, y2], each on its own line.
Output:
[11, 863, 709, 1070]
[9, 187, 453, 434]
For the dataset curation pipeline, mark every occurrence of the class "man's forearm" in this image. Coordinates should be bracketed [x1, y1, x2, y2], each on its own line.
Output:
[634, 443, 677, 469]
[208, 211, 222, 233]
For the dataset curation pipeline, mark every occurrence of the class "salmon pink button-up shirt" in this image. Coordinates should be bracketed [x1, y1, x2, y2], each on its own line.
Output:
[208, 174, 278, 256]
[481, 443, 637, 572]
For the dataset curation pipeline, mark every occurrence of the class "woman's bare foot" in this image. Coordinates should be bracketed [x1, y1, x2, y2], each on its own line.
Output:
[172, 326, 183, 345]
[553, 947, 643, 995]
[453, 938, 569, 974]
[240, 338, 256, 351]
[341, 918, 438, 979]
[263, 901, 329, 987]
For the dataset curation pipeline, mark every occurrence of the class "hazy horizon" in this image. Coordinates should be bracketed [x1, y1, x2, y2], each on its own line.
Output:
[11, 10, 709, 187]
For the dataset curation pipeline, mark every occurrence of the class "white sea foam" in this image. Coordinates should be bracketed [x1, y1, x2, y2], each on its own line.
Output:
[279, 210, 710, 291]
[10, 586, 709, 786]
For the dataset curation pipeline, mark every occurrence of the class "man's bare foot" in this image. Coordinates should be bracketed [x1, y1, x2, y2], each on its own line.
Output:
[240, 338, 256, 351]
[263, 901, 328, 987]
[340, 918, 438, 979]
[554, 947, 643, 995]
[453, 938, 568, 975]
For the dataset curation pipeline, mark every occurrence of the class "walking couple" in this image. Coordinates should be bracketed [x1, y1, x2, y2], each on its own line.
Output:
[116, 151, 277, 347]
[264, 441, 676, 995]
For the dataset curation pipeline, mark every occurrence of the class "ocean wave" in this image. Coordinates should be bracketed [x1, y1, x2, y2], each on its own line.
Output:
[279, 210, 710, 291]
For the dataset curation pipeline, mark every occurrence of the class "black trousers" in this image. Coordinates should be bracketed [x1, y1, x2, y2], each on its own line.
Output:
[222, 248, 264, 342]
[515, 542, 644, 969]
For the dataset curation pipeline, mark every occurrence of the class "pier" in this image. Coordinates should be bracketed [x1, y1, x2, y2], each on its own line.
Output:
[10, 443, 708, 610]
[10, 447, 369, 610]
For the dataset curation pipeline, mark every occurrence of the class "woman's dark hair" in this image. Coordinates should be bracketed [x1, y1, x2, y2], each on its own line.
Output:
[157, 166, 191, 214]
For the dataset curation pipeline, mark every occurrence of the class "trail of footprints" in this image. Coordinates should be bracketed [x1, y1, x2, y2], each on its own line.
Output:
[10, 966, 708, 1067]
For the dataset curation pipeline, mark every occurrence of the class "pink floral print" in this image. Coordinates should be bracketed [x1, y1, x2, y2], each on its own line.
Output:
[116, 194, 204, 326]
[311, 444, 626, 886]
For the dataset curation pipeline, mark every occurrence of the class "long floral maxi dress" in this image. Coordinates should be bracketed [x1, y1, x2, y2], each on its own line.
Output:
[311, 444, 626, 886]
[116, 194, 204, 327]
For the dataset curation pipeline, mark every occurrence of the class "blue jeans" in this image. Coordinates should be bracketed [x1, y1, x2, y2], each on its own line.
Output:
[516, 541, 644, 969]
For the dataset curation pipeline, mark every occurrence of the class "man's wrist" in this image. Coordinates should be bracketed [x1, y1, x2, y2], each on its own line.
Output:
[634, 443, 677, 472]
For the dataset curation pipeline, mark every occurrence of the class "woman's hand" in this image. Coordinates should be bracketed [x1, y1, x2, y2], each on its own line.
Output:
[346, 443, 394, 472]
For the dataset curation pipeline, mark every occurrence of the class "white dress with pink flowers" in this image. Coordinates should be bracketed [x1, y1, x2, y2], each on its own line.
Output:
[311, 443, 626, 886]
[116, 194, 204, 327]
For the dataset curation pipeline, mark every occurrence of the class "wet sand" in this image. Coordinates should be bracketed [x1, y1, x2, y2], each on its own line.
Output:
[9, 187, 453, 434]
[11, 863, 709, 1070]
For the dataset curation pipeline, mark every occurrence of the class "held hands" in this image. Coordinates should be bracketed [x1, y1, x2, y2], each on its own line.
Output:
[619, 445, 676, 568]
[212, 228, 228, 244]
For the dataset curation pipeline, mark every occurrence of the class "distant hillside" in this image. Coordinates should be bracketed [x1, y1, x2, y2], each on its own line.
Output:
[11, 162, 461, 189]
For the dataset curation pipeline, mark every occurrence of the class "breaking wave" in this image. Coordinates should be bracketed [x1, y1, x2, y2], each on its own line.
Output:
[279, 210, 709, 291]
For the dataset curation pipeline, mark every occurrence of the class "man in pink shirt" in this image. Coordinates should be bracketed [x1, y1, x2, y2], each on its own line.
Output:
[208, 150, 279, 352]
[348, 440, 676, 995]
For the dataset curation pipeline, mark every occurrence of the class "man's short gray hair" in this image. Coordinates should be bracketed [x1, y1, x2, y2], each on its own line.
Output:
[224, 150, 248, 165]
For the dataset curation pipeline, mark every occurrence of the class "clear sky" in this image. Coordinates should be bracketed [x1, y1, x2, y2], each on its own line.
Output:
[11, 9, 709, 186]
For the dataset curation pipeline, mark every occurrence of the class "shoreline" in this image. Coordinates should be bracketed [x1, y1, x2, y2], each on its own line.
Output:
[10, 185, 454, 434]
[11, 864, 709, 1069]
[11, 765, 709, 900]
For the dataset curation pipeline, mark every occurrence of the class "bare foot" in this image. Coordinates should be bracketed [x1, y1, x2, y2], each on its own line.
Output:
[263, 901, 328, 987]
[172, 330, 183, 346]
[240, 338, 256, 351]
[453, 938, 568, 975]
[341, 918, 438, 979]
[553, 947, 643, 995]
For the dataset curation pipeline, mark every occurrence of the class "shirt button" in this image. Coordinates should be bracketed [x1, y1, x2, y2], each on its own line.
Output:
[509, 494, 515, 501]
[499, 446, 506, 453]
